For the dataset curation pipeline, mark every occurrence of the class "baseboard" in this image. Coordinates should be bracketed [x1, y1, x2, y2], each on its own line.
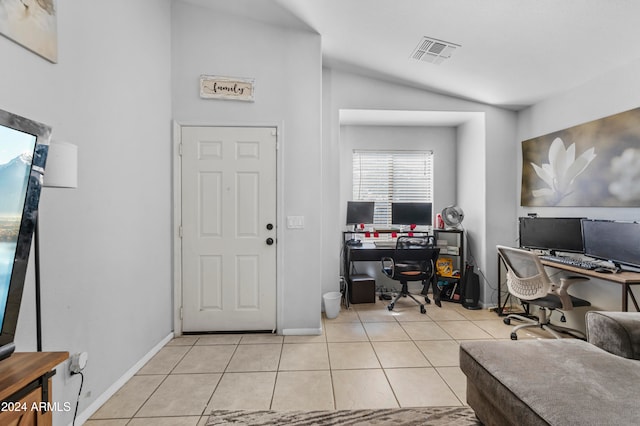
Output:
[71, 332, 174, 426]
[281, 328, 322, 336]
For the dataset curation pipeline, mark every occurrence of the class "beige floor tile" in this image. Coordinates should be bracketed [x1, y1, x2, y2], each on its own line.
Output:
[226, 343, 282, 372]
[173, 345, 236, 374]
[325, 307, 361, 322]
[385, 367, 461, 407]
[279, 343, 330, 370]
[473, 319, 518, 339]
[324, 322, 368, 342]
[455, 306, 500, 320]
[400, 321, 452, 340]
[284, 333, 326, 343]
[332, 369, 398, 409]
[271, 371, 335, 410]
[415, 340, 460, 367]
[128, 417, 201, 426]
[437, 366, 467, 404]
[240, 334, 284, 344]
[92, 375, 165, 419]
[426, 307, 467, 321]
[391, 304, 434, 322]
[195, 334, 242, 345]
[352, 300, 388, 311]
[372, 341, 430, 368]
[136, 374, 221, 417]
[437, 320, 493, 340]
[85, 420, 130, 425]
[328, 342, 380, 369]
[357, 307, 399, 322]
[197, 417, 210, 426]
[166, 336, 199, 346]
[137, 346, 190, 375]
[207, 372, 276, 410]
[363, 322, 410, 341]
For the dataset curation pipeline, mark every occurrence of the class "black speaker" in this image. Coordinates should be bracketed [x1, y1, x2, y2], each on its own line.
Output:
[461, 264, 481, 310]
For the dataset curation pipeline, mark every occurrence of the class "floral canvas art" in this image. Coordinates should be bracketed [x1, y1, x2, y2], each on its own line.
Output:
[0, 0, 57, 63]
[521, 107, 640, 207]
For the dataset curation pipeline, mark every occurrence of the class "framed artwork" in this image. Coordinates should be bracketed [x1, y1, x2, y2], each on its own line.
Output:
[0, 0, 58, 63]
[521, 107, 640, 207]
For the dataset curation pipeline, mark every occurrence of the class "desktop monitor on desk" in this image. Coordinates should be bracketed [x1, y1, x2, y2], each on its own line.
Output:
[391, 202, 432, 227]
[518, 217, 585, 254]
[346, 201, 375, 227]
[582, 219, 640, 270]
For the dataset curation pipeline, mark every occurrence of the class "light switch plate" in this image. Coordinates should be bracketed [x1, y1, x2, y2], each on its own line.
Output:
[287, 216, 305, 229]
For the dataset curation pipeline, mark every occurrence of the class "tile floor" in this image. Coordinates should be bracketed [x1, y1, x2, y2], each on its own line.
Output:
[86, 297, 555, 425]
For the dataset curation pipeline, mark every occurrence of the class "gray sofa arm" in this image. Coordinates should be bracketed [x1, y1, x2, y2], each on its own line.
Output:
[586, 311, 640, 360]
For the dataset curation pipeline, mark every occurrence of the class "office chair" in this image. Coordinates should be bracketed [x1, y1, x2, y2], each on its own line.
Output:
[382, 236, 440, 314]
[497, 245, 591, 340]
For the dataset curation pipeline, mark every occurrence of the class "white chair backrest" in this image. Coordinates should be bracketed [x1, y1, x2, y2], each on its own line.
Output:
[497, 245, 552, 300]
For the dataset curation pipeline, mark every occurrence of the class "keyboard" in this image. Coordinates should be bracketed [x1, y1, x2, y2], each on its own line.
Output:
[539, 255, 600, 270]
[373, 240, 397, 248]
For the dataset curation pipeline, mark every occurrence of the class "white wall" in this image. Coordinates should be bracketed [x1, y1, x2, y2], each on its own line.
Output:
[517, 57, 640, 330]
[171, 1, 323, 333]
[1, 1, 173, 424]
[324, 69, 518, 306]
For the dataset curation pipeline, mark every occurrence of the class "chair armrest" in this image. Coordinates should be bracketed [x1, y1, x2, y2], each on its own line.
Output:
[381, 257, 394, 274]
[552, 276, 589, 310]
[586, 311, 640, 360]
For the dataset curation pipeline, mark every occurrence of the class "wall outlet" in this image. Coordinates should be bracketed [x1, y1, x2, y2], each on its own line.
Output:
[70, 352, 88, 374]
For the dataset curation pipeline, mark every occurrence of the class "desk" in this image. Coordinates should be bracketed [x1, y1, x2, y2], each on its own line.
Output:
[343, 240, 439, 304]
[0, 351, 69, 426]
[496, 253, 640, 314]
[540, 260, 640, 312]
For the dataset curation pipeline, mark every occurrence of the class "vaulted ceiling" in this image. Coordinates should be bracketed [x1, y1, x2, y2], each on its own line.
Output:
[183, 0, 640, 110]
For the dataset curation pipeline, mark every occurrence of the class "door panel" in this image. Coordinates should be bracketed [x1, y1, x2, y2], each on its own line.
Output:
[181, 126, 276, 332]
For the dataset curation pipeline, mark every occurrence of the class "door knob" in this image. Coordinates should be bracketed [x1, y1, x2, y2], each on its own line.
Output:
[266, 223, 274, 230]
[266, 237, 274, 245]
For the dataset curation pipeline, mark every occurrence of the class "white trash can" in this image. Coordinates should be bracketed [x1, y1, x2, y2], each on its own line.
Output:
[323, 291, 342, 319]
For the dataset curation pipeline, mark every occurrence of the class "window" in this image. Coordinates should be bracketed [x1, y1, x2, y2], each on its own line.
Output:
[352, 150, 434, 225]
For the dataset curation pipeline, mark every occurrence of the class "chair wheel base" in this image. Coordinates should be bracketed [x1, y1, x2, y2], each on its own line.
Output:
[424, 297, 430, 304]
[510, 332, 518, 340]
[387, 303, 394, 311]
[420, 305, 426, 314]
[503, 318, 511, 325]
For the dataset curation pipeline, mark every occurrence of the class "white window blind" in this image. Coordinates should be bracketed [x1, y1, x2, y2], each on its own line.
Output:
[353, 150, 434, 225]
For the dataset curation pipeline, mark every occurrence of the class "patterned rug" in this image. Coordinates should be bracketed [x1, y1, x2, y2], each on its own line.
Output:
[207, 407, 479, 425]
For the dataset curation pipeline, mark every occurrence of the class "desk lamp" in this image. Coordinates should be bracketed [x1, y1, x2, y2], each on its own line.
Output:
[35, 141, 78, 351]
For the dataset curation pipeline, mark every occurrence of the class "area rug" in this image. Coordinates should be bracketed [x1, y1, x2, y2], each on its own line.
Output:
[207, 407, 479, 425]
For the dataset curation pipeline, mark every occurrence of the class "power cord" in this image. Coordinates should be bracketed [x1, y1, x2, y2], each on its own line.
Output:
[71, 371, 84, 426]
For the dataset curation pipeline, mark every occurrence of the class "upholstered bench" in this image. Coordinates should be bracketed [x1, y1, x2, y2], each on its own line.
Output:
[460, 311, 640, 426]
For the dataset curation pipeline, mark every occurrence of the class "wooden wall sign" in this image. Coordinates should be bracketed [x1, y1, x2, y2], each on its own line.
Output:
[199, 75, 255, 102]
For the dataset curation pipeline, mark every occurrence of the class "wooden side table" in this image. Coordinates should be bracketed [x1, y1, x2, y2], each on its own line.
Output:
[0, 352, 69, 426]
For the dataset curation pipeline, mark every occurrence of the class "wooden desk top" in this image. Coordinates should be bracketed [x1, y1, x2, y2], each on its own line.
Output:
[0, 352, 69, 401]
[540, 260, 640, 284]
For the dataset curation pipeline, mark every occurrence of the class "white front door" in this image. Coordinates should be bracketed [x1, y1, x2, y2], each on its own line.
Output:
[181, 126, 277, 332]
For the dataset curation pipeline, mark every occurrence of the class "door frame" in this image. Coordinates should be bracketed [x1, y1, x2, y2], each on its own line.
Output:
[172, 120, 284, 336]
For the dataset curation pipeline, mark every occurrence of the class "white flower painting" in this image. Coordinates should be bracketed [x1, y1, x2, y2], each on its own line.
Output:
[521, 107, 640, 207]
[529, 137, 596, 205]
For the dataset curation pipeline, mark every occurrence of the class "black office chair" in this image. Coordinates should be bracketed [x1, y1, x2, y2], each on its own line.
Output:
[497, 245, 591, 340]
[381, 236, 440, 314]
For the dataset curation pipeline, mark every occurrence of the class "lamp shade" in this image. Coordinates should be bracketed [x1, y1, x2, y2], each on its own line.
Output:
[43, 141, 78, 188]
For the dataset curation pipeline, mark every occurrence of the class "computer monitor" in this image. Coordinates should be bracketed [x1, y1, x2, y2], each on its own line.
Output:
[582, 219, 640, 269]
[518, 217, 585, 254]
[391, 202, 432, 226]
[346, 201, 375, 225]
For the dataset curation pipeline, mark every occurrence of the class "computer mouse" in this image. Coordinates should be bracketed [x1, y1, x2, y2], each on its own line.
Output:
[594, 267, 613, 274]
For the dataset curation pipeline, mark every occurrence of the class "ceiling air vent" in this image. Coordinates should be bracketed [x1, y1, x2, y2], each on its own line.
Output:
[410, 36, 460, 64]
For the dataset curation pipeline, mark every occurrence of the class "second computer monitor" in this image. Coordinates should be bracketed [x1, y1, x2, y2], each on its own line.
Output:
[391, 202, 432, 226]
[519, 217, 585, 254]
